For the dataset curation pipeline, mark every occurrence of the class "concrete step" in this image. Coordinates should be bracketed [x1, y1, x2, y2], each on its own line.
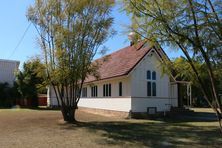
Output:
[170, 107, 194, 113]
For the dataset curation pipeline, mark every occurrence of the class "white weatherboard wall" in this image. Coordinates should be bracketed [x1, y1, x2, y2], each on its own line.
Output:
[47, 86, 63, 106]
[48, 76, 132, 112]
[130, 50, 178, 112]
[170, 84, 178, 107]
[82, 76, 131, 98]
[78, 98, 131, 112]
[131, 98, 177, 112]
[79, 77, 131, 112]
[0, 59, 19, 86]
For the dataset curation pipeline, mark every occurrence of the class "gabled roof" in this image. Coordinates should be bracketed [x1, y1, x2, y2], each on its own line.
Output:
[84, 41, 153, 83]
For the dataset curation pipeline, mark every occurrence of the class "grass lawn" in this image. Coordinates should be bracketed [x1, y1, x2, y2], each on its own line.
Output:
[0, 108, 221, 148]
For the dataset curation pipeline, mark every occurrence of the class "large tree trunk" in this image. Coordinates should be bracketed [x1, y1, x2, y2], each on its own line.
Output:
[61, 106, 76, 123]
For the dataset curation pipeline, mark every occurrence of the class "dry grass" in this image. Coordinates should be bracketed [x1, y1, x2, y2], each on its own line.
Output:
[0, 108, 221, 148]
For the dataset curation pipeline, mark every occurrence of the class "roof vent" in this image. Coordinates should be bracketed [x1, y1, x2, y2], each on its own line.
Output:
[128, 32, 136, 46]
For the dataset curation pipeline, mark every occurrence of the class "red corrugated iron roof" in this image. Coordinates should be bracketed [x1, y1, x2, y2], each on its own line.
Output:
[84, 41, 153, 83]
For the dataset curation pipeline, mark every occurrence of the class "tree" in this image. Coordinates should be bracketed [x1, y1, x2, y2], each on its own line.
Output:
[27, 0, 114, 122]
[123, 0, 222, 131]
[16, 58, 47, 107]
[0, 82, 20, 107]
[171, 57, 222, 106]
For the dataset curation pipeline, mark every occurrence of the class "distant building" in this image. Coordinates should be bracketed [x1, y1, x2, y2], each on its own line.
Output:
[0, 59, 20, 86]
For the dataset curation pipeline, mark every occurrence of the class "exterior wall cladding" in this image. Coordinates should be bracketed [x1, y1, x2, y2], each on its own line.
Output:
[48, 49, 178, 114]
[0, 59, 20, 86]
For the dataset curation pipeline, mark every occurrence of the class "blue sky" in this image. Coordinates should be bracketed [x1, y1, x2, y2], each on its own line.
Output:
[0, 1, 182, 69]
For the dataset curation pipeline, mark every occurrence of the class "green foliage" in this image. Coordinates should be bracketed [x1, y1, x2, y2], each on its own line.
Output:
[172, 57, 203, 86]
[123, 0, 222, 128]
[124, 0, 222, 54]
[171, 57, 222, 107]
[27, 0, 114, 121]
[0, 82, 20, 107]
[16, 58, 47, 107]
[123, 0, 222, 71]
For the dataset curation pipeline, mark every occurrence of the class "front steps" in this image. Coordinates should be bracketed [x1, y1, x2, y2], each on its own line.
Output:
[169, 107, 194, 116]
[171, 106, 194, 112]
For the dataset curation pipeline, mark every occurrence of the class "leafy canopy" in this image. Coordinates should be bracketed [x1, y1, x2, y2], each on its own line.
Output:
[123, 0, 222, 130]
[27, 0, 114, 122]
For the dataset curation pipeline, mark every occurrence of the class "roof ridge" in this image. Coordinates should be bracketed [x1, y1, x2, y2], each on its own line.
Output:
[84, 41, 151, 83]
[94, 41, 145, 62]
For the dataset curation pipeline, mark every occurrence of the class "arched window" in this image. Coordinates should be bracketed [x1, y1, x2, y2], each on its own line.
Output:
[147, 70, 151, 80]
[147, 70, 157, 97]
[152, 71, 156, 80]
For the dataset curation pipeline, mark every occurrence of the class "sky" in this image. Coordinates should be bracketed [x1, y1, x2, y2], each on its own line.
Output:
[0, 1, 182, 69]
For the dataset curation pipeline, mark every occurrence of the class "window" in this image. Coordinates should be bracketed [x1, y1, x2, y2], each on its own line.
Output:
[147, 82, 151, 96]
[103, 84, 111, 97]
[152, 71, 156, 80]
[103, 84, 105, 96]
[119, 82, 122, 96]
[61, 87, 64, 98]
[109, 84, 111, 96]
[76, 87, 80, 98]
[82, 87, 87, 97]
[91, 86, 97, 97]
[106, 84, 108, 96]
[147, 70, 151, 80]
[147, 70, 157, 96]
[152, 82, 156, 96]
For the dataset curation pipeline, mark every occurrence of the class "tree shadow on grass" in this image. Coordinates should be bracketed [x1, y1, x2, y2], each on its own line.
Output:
[28, 107, 61, 111]
[164, 111, 218, 123]
[58, 119, 222, 147]
[0, 106, 60, 111]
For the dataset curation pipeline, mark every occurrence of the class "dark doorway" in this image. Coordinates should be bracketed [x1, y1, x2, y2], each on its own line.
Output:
[178, 83, 190, 107]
